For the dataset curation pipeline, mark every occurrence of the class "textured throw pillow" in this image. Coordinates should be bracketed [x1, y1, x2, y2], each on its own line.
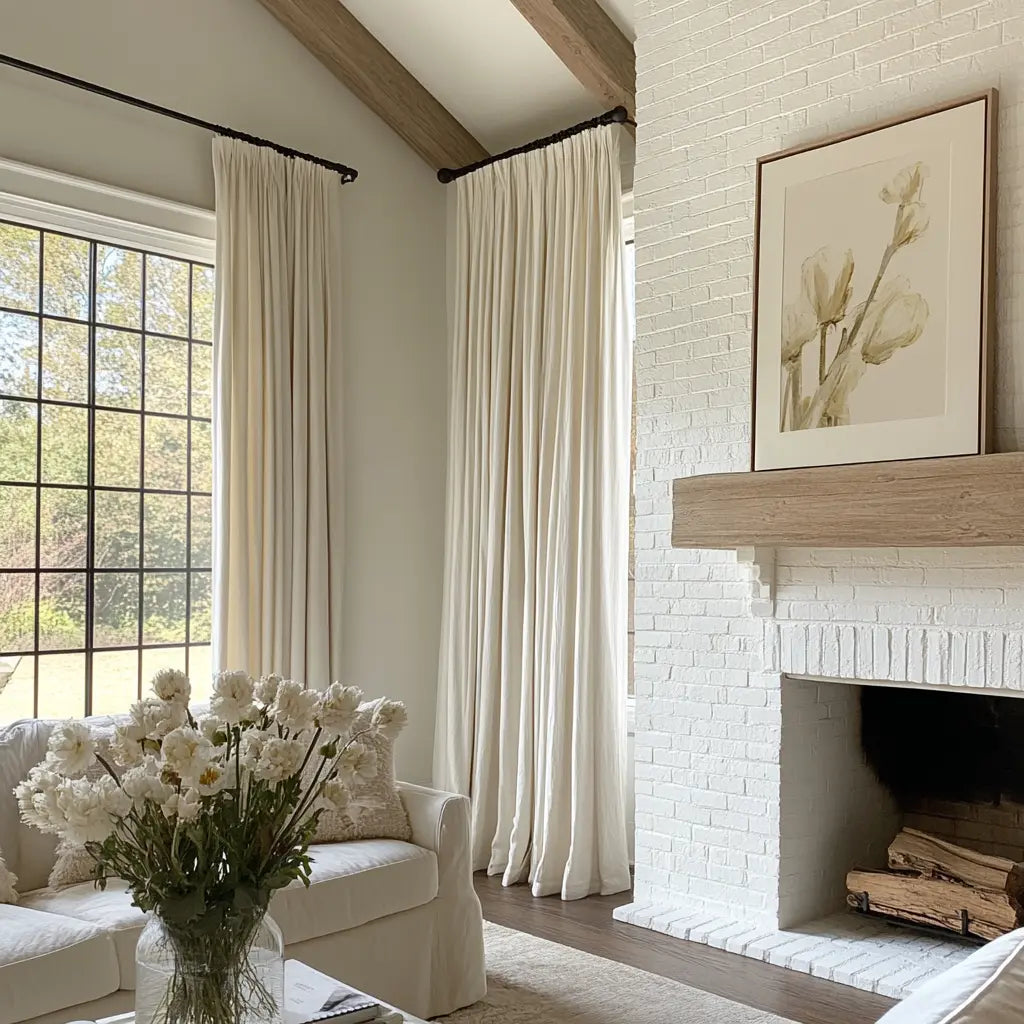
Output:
[312, 698, 411, 843]
[48, 837, 101, 889]
[0, 847, 17, 904]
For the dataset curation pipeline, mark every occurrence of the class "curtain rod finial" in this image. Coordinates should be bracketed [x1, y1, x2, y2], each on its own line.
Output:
[437, 167, 456, 184]
[608, 106, 630, 124]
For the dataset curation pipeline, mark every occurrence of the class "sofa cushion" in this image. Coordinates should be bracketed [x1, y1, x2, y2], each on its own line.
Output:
[0, 718, 60, 891]
[0, 903, 120, 1024]
[20, 878, 146, 989]
[879, 927, 1024, 1023]
[271, 840, 438, 945]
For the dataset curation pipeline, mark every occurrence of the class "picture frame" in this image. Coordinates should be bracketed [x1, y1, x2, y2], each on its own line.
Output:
[751, 90, 997, 472]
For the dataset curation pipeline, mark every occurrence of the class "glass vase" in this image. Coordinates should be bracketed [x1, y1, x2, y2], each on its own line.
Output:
[135, 908, 284, 1024]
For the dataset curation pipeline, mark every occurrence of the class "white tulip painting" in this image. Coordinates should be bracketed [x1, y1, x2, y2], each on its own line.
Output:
[780, 160, 932, 433]
[752, 92, 994, 471]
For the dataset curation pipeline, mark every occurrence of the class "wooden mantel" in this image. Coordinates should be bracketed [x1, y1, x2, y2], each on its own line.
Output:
[672, 452, 1024, 549]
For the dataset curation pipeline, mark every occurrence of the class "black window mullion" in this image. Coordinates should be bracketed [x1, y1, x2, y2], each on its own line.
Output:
[137, 254, 147, 700]
[32, 229, 43, 717]
[84, 240, 97, 716]
[185, 262, 193, 676]
[0, 394, 207, 424]
[0, 640, 199, 659]
[0, 481, 211, 497]
[11, 565, 212, 574]
[0, 307, 197, 345]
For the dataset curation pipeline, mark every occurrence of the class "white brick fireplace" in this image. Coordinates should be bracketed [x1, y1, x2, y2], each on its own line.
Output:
[619, 552, 1024, 995]
[621, 0, 1024, 1002]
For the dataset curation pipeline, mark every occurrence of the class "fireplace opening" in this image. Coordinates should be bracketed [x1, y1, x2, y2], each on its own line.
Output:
[778, 677, 1024, 940]
[861, 686, 1024, 812]
[850, 685, 1024, 941]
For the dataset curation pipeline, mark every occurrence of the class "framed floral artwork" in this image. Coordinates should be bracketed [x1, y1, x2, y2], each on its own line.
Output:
[751, 91, 997, 471]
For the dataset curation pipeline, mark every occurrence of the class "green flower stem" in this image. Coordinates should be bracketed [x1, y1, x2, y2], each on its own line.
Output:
[295, 727, 323, 779]
[260, 726, 376, 875]
[151, 908, 275, 1024]
[94, 752, 121, 782]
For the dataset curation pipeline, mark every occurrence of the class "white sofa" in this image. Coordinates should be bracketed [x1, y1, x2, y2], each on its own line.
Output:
[878, 927, 1024, 1023]
[0, 716, 487, 1024]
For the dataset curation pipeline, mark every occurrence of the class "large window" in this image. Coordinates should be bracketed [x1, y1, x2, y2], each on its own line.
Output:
[0, 220, 214, 721]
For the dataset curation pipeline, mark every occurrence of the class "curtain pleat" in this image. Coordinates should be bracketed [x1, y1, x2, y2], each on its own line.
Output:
[435, 126, 631, 899]
[211, 138, 344, 684]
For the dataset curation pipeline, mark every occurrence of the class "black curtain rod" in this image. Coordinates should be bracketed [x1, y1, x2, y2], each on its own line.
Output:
[437, 106, 635, 184]
[0, 52, 359, 183]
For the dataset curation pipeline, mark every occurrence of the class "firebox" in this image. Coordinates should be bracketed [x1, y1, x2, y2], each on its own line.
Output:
[779, 677, 1024, 941]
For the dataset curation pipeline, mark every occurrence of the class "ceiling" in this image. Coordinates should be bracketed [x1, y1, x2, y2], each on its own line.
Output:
[340, 0, 636, 155]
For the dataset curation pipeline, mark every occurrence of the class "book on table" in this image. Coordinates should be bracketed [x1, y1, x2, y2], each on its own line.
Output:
[285, 959, 383, 1024]
[71, 964, 401, 1024]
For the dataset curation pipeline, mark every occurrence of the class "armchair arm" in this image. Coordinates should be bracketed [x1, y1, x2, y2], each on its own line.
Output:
[396, 782, 486, 1013]
[397, 782, 473, 897]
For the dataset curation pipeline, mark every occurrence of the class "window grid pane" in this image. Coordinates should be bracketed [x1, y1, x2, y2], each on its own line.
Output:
[0, 219, 213, 721]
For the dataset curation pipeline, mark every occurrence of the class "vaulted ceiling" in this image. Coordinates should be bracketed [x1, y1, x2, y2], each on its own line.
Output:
[258, 0, 635, 171]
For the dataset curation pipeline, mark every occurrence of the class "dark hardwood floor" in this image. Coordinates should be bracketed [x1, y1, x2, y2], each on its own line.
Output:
[474, 874, 895, 1024]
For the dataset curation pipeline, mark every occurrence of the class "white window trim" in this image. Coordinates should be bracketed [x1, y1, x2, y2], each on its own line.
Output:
[0, 157, 215, 263]
[623, 188, 635, 734]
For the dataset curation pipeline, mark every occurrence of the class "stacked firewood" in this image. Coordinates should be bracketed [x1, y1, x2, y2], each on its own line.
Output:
[846, 827, 1024, 941]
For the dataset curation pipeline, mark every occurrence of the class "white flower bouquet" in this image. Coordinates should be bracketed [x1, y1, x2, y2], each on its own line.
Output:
[16, 669, 407, 1024]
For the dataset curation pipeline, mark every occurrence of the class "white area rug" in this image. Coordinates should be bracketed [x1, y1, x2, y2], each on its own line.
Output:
[442, 922, 797, 1023]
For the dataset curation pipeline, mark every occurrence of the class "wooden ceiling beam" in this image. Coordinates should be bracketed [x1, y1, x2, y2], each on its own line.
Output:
[508, 0, 635, 117]
[257, 0, 489, 171]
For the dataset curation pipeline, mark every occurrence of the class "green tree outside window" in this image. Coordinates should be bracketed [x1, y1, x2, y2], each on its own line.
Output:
[0, 222, 214, 721]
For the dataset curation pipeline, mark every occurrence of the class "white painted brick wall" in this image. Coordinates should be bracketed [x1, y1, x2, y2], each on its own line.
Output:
[631, 0, 1024, 926]
[904, 798, 1024, 860]
[778, 678, 899, 927]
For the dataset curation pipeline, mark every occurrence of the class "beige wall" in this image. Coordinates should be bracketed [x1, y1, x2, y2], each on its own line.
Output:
[0, 0, 447, 783]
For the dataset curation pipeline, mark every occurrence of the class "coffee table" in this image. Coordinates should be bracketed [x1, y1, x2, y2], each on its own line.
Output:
[94, 989, 427, 1024]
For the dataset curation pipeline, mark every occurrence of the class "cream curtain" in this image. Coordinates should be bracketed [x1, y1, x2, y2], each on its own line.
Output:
[211, 138, 344, 684]
[434, 126, 632, 899]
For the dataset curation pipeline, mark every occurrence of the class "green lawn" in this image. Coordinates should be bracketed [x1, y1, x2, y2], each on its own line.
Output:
[0, 645, 213, 723]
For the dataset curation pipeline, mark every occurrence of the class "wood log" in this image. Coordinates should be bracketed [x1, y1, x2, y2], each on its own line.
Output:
[887, 827, 1023, 894]
[846, 869, 1021, 941]
[890, 828, 1010, 886]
